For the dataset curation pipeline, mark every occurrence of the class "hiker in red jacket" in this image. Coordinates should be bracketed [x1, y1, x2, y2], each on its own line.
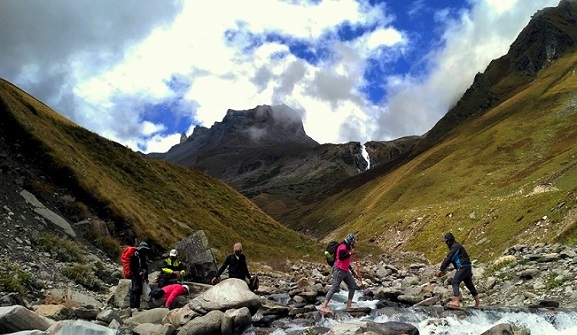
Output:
[161, 283, 190, 309]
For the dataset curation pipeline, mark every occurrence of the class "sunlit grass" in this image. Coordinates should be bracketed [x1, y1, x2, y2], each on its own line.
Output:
[296, 49, 577, 263]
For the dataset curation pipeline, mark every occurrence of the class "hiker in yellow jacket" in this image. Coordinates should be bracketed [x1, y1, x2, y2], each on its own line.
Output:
[158, 249, 186, 288]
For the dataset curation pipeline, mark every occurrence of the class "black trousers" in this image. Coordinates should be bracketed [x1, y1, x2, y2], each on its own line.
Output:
[452, 265, 478, 297]
[130, 274, 144, 308]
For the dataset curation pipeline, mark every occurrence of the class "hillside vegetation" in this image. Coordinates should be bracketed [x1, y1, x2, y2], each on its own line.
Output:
[0, 79, 319, 262]
[296, 48, 577, 263]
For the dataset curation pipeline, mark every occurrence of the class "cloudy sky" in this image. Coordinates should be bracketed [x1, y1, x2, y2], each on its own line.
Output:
[0, 0, 559, 153]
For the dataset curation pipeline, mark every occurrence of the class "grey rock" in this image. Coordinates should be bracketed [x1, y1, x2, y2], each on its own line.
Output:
[0, 305, 50, 333]
[188, 278, 262, 315]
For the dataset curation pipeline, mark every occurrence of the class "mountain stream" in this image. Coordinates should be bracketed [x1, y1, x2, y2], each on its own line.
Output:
[246, 291, 577, 335]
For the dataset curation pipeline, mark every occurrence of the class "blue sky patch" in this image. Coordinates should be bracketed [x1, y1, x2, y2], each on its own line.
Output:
[142, 101, 193, 136]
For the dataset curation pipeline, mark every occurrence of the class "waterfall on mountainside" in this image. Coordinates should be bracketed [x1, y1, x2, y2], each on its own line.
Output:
[361, 143, 371, 170]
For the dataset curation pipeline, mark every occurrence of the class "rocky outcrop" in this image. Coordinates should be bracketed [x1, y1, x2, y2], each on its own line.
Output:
[175, 231, 218, 284]
[150, 104, 319, 167]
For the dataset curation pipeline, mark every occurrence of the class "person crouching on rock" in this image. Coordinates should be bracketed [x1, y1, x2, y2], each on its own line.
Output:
[319, 233, 361, 315]
[436, 232, 480, 308]
[158, 249, 186, 288]
[161, 283, 190, 309]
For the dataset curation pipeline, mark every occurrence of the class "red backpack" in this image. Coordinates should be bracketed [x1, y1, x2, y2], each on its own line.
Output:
[121, 246, 137, 279]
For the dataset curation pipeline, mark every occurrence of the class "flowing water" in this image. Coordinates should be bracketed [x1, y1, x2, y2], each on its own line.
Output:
[249, 291, 577, 335]
[360, 143, 371, 170]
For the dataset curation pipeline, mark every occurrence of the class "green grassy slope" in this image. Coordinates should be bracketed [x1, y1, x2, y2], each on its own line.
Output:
[295, 49, 577, 263]
[417, 2, 577, 154]
[0, 79, 319, 262]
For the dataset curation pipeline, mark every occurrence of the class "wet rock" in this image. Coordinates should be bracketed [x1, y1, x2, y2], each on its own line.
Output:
[480, 322, 530, 335]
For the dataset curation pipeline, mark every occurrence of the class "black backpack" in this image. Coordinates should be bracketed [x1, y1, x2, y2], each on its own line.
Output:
[325, 241, 342, 266]
[149, 287, 165, 300]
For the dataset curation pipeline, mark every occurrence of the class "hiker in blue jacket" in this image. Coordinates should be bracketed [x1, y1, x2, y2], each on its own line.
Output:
[436, 232, 480, 308]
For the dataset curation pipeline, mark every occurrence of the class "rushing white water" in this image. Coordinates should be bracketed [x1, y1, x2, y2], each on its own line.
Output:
[409, 310, 577, 335]
[250, 291, 577, 335]
[360, 143, 371, 170]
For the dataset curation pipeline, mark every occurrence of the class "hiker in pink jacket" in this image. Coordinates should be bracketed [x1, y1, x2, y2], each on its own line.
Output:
[320, 233, 361, 315]
[162, 283, 190, 309]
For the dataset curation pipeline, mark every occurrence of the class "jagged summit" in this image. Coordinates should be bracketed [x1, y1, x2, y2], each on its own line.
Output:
[195, 104, 317, 147]
[148, 104, 319, 174]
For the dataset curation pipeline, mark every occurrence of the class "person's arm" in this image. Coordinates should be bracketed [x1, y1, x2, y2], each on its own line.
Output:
[348, 265, 357, 277]
[215, 255, 231, 278]
[439, 244, 460, 272]
[176, 262, 186, 277]
[161, 259, 174, 275]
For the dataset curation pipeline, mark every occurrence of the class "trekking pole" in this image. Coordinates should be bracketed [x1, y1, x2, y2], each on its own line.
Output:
[353, 254, 365, 294]
[351, 230, 365, 293]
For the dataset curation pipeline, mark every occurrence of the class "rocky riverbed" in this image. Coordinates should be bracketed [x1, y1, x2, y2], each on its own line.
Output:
[3, 232, 577, 335]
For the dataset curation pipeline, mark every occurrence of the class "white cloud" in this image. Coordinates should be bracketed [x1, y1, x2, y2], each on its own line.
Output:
[141, 133, 183, 154]
[366, 28, 405, 49]
[0, 0, 562, 155]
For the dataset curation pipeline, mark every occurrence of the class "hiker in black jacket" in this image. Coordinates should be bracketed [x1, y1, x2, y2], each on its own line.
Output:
[211, 242, 257, 290]
[436, 232, 480, 307]
[130, 241, 150, 309]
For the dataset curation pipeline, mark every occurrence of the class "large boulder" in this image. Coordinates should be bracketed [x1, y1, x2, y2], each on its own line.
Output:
[162, 304, 200, 328]
[188, 279, 262, 315]
[0, 305, 50, 334]
[124, 308, 170, 326]
[31, 305, 71, 320]
[367, 321, 420, 335]
[132, 323, 176, 335]
[113, 279, 131, 308]
[176, 310, 228, 335]
[224, 307, 252, 335]
[176, 231, 218, 284]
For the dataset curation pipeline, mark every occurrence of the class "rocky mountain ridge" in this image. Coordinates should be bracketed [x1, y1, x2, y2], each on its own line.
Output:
[148, 104, 419, 226]
[151, 104, 318, 166]
[415, 0, 577, 153]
